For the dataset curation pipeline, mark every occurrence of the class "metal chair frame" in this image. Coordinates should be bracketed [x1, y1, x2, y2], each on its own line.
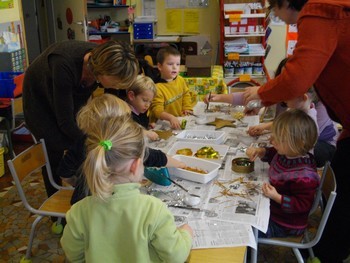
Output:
[258, 161, 337, 263]
[7, 139, 73, 261]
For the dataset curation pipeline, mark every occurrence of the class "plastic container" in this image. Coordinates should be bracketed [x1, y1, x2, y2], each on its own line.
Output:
[169, 155, 221, 184]
[167, 141, 229, 164]
[175, 130, 226, 144]
[0, 72, 24, 98]
[0, 147, 4, 177]
[144, 167, 171, 186]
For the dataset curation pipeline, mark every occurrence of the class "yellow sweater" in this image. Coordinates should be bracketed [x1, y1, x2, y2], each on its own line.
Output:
[150, 76, 192, 122]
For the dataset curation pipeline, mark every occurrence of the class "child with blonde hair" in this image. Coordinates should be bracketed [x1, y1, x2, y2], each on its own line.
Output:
[246, 109, 320, 238]
[61, 112, 193, 262]
[150, 46, 193, 129]
[59, 94, 185, 204]
[126, 75, 159, 141]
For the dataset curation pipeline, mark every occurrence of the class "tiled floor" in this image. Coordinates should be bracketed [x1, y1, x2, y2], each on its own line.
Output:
[0, 140, 301, 263]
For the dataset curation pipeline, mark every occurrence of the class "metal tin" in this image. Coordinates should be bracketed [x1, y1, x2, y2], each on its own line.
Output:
[232, 157, 254, 173]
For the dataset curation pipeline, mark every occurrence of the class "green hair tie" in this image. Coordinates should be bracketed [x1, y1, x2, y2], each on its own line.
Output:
[100, 140, 112, 151]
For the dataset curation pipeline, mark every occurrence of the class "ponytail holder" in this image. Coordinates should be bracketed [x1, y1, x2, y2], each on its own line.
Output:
[100, 140, 112, 151]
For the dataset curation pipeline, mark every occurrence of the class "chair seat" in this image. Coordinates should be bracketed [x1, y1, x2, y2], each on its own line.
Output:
[39, 189, 73, 214]
[270, 235, 304, 243]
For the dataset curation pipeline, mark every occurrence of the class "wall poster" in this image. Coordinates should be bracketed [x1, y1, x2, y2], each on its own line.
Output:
[0, 0, 14, 9]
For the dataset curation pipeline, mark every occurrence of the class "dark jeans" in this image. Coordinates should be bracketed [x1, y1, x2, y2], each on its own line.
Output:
[259, 219, 305, 238]
[313, 137, 350, 262]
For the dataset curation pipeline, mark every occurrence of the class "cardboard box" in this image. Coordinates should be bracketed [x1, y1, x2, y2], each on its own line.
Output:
[186, 55, 212, 77]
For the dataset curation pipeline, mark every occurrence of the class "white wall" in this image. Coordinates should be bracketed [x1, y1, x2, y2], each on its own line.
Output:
[264, 24, 287, 78]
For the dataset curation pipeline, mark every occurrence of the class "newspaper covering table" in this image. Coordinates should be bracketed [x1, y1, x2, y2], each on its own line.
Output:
[145, 102, 270, 250]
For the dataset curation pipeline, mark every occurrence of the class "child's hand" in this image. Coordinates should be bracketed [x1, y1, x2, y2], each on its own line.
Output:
[178, 224, 194, 238]
[149, 122, 156, 129]
[248, 125, 265, 136]
[166, 155, 186, 168]
[203, 93, 219, 104]
[246, 147, 265, 161]
[145, 130, 159, 141]
[262, 182, 281, 204]
[182, 110, 193, 116]
[169, 116, 181, 130]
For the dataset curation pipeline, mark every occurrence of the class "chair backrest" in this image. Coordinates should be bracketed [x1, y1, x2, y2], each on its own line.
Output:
[310, 161, 337, 245]
[7, 139, 66, 210]
[309, 162, 328, 215]
[11, 97, 23, 130]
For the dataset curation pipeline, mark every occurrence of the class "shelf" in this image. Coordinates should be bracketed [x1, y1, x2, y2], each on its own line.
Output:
[87, 4, 129, 8]
[224, 32, 265, 37]
[133, 36, 181, 43]
[89, 31, 129, 35]
[224, 13, 265, 19]
[224, 44, 265, 57]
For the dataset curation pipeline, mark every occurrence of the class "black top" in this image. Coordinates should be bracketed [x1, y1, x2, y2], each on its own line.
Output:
[23, 40, 98, 154]
[131, 111, 149, 129]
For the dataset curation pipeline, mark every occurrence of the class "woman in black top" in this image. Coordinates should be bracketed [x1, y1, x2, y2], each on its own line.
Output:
[23, 40, 139, 197]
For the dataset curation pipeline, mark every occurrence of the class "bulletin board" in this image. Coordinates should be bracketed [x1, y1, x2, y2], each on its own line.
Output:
[165, 9, 200, 34]
[0, 0, 14, 9]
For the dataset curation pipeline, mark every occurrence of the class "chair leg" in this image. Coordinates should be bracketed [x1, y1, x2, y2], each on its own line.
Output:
[292, 248, 304, 263]
[4, 118, 14, 158]
[25, 215, 44, 259]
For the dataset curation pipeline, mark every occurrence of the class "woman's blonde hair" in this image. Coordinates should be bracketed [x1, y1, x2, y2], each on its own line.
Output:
[89, 40, 139, 89]
[76, 94, 146, 201]
[272, 109, 318, 156]
[127, 75, 157, 97]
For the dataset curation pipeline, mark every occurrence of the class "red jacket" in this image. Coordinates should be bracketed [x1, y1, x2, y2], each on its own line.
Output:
[259, 0, 350, 140]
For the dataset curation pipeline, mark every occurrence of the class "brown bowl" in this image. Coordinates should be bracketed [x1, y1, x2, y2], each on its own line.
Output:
[232, 157, 254, 173]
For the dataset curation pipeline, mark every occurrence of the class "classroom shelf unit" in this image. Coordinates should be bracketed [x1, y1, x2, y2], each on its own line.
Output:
[219, 0, 269, 83]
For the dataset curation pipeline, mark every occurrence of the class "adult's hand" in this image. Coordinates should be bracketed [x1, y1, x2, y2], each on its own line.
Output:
[243, 86, 261, 104]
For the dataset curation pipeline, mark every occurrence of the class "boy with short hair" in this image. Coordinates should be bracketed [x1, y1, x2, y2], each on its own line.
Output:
[150, 46, 193, 130]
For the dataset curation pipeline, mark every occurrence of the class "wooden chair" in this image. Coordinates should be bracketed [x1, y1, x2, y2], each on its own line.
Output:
[7, 139, 73, 263]
[258, 161, 337, 263]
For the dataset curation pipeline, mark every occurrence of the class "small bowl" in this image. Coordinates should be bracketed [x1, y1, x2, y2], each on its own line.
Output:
[144, 167, 171, 186]
[232, 157, 254, 173]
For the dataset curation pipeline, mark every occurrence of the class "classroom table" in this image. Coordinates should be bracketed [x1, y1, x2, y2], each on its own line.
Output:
[187, 247, 247, 263]
[148, 102, 271, 263]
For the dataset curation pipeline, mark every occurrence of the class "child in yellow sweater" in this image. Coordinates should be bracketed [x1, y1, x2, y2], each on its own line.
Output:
[150, 46, 193, 129]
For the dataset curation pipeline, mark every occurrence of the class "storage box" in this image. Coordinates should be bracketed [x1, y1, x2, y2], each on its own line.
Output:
[0, 48, 27, 72]
[169, 155, 221, 184]
[133, 22, 157, 40]
[175, 130, 226, 144]
[167, 141, 229, 164]
[186, 55, 212, 77]
[0, 72, 24, 98]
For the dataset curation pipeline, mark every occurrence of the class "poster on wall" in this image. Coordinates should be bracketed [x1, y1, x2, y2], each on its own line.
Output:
[165, 9, 199, 34]
[0, 0, 14, 9]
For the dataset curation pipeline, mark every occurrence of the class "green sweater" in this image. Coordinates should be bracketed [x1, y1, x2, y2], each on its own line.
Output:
[61, 183, 192, 262]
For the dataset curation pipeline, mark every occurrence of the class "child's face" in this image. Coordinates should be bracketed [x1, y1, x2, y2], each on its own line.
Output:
[157, 55, 181, 81]
[270, 133, 295, 157]
[129, 90, 154, 114]
[285, 94, 308, 110]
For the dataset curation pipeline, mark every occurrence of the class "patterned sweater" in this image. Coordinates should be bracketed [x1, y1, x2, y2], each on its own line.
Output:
[262, 147, 320, 230]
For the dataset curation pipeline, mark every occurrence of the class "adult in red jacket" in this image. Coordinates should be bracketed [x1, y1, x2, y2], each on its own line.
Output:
[243, 0, 350, 262]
